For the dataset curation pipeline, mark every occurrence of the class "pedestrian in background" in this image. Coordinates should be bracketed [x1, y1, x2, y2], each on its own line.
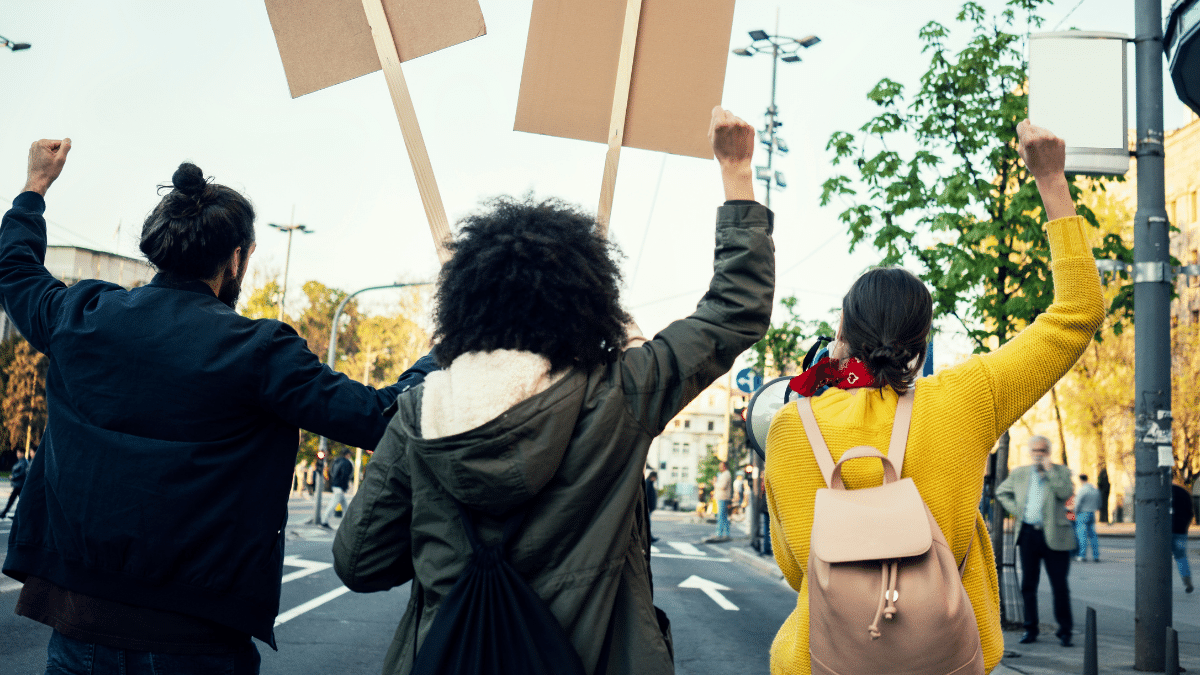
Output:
[1073, 474, 1101, 562]
[332, 107, 773, 675]
[732, 470, 746, 518]
[0, 448, 27, 519]
[0, 140, 436, 673]
[293, 459, 309, 497]
[712, 461, 732, 541]
[321, 449, 354, 527]
[997, 436, 1076, 646]
[1172, 482, 1194, 593]
[764, 120, 1103, 672]
[645, 470, 659, 544]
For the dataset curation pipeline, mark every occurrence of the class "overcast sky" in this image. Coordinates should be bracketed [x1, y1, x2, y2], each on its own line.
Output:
[1, 0, 1191, 369]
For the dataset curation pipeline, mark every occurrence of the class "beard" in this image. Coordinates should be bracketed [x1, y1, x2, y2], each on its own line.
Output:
[217, 271, 242, 309]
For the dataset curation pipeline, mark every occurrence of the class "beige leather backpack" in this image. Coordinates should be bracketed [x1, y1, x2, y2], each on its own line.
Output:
[796, 391, 983, 675]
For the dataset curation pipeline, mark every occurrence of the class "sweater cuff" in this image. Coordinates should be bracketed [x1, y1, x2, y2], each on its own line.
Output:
[1046, 215, 1092, 259]
[13, 191, 46, 214]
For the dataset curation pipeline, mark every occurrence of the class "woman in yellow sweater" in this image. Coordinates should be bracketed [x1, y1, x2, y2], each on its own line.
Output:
[764, 119, 1104, 674]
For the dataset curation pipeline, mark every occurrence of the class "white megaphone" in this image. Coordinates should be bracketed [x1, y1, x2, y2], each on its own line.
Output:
[745, 337, 833, 460]
[745, 376, 799, 460]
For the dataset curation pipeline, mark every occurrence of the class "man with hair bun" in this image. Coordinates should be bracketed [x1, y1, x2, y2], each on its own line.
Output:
[0, 139, 435, 673]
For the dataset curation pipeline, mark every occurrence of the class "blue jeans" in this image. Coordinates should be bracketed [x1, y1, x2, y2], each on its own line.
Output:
[1074, 512, 1099, 560]
[716, 499, 730, 537]
[46, 630, 260, 675]
[1174, 533, 1192, 579]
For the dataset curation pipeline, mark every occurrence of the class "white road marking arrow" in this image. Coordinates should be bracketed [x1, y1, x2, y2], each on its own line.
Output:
[678, 574, 739, 611]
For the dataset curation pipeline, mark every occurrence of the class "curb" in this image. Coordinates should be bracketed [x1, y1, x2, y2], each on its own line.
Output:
[730, 546, 785, 580]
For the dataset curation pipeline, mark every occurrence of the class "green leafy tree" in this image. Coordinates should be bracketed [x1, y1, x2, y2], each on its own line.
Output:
[238, 270, 282, 321]
[817, 0, 1132, 474]
[819, 0, 1131, 353]
[2, 340, 47, 452]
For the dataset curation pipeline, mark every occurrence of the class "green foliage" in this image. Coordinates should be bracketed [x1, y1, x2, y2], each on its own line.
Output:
[750, 296, 835, 377]
[819, 0, 1133, 352]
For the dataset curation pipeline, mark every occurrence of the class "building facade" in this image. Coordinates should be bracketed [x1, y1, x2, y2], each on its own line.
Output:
[646, 379, 738, 509]
[0, 246, 154, 341]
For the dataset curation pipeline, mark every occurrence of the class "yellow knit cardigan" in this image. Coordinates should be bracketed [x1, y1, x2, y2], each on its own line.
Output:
[764, 215, 1104, 675]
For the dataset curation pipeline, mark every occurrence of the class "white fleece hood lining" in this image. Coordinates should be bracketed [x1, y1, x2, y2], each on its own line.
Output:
[420, 349, 566, 440]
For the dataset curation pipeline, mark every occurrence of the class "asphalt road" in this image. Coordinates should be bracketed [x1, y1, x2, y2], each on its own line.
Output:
[5, 493, 1195, 675]
[0, 497, 797, 675]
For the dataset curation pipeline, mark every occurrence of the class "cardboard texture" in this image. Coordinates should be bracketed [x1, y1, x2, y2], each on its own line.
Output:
[515, 0, 736, 160]
[265, 0, 486, 98]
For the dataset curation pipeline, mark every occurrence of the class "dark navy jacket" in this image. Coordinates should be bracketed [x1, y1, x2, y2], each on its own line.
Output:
[0, 191, 437, 647]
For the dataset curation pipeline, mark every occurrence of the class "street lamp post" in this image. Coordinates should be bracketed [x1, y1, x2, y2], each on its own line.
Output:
[732, 21, 820, 209]
[0, 35, 31, 51]
[309, 281, 432, 525]
[268, 216, 313, 322]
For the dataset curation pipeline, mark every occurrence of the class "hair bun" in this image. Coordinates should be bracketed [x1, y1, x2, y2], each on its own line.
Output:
[172, 162, 207, 197]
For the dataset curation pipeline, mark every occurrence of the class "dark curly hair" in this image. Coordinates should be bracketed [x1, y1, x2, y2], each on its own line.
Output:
[840, 267, 932, 395]
[139, 162, 255, 280]
[433, 195, 630, 372]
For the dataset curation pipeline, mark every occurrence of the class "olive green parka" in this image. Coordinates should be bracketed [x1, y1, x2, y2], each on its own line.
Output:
[333, 203, 774, 675]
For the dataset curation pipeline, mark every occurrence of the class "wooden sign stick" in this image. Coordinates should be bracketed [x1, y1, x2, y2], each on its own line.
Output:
[361, 0, 453, 264]
[596, 0, 644, 237]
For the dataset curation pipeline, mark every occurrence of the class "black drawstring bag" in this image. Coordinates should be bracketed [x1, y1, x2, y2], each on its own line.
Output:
[410, 501, 587, 675]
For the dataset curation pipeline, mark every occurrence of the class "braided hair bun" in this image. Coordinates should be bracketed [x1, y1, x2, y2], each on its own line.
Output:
[840, 267, 932, 394]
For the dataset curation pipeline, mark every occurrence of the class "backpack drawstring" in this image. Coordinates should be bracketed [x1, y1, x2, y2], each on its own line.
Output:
[867, 561, 900, 640]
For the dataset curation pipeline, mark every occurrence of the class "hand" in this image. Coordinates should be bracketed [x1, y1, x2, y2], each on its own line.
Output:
[708, 107, 755, 201]
[1016, 119, 1065, 183]
[1016, 120, 1075, 220]
[24, 139, 72, 196]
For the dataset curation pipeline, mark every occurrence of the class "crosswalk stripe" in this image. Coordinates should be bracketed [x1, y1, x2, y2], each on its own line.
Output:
[668, 541, 705, 556]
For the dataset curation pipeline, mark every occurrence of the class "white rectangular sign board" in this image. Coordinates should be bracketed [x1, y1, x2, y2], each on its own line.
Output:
[1029, 31, 1130, 176]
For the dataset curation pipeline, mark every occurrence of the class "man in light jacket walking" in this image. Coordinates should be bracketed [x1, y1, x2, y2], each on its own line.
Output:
[997, 436, 1076, 647]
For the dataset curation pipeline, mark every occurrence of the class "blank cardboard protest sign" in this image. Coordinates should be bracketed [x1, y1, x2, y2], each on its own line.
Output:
[264, 0, 486, 98]
[514, 0, 736, 160]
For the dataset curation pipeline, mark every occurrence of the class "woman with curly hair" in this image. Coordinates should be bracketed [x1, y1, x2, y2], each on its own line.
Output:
[762, 120, 1104, 674]
[333, 107, 775, 675]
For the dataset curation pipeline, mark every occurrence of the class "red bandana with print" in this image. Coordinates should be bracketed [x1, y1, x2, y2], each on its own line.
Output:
[788, 356, 876, 397]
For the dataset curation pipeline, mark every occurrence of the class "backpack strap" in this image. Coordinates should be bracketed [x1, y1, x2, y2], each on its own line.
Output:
[796, 389, 916, 487]
[796, 397, 836, 487]
[887, 389, 915, 476]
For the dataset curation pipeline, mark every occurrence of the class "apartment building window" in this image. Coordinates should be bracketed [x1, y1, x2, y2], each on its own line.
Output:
[707, 420, 714, 431]
[1191, 249, 1198, 288]
[683, 443, 691, 455]
[684, 420, 690, 429]
[673, 420, 680, 428]
[681, 467, 689, 480]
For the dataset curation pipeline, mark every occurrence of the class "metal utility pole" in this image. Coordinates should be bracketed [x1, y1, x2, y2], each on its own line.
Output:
[1133, 0, 1173, 668]
[309, 281, 431, 525]
[730, 11, 820, 210]
[269, 209, 313, 323]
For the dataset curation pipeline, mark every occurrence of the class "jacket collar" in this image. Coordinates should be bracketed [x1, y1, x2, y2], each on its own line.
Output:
[147, 273, 217, 298]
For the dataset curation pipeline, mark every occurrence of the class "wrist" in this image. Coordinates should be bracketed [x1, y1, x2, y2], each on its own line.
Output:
[22, 179, 50, 196]
[720, 165, 755, 201]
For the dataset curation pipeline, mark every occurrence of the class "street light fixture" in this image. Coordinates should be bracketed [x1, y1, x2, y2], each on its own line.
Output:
[267, 218, 314, 322]
[0, 34, 31, 51]
[731, 26, 820, 208]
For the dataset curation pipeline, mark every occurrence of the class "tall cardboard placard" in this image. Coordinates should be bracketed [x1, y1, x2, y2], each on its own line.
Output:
[514, 0, 737, 232]
[265, 0, 487, 262]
